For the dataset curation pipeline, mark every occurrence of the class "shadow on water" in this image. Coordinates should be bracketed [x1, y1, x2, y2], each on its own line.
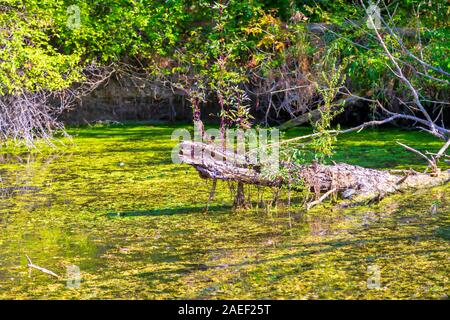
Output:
[209, 235, 440, 268]
[0, 153, 37, 164]
[69, 124, 189, 140]
[435, 226, 450, 240]
[104, 147, 173, 153]
[107, 205, 230, 218]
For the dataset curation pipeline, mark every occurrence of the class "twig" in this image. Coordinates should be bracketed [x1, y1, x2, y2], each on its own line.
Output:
[434, 139, 450, 162]
[25, 255, 61, 279]
[272, 115, 401, 148]
[306, 188, 337, 210]
[396, 142, 436, 172]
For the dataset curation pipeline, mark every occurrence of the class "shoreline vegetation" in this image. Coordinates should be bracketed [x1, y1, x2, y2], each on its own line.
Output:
[0, 0, 448, 301]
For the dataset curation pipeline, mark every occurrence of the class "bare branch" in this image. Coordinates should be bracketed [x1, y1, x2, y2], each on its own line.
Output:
[396, 141, 436, 172]
[25, 255, 61, 279]
[306, 188, 337, 210]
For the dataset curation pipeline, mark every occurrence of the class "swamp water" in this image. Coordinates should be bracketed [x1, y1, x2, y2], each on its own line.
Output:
[0, 124, 448, 299]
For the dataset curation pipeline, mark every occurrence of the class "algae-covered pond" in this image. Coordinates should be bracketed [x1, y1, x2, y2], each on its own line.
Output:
[0, 123, 448, 299]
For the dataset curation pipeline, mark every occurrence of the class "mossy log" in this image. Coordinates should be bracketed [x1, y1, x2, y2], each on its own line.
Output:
[179, 140, 450, 206]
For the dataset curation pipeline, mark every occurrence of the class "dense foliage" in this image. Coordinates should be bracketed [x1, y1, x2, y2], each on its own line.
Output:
[0, 0, 449, 145]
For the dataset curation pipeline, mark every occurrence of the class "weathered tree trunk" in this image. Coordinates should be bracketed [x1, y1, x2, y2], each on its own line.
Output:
[179, 140, 450, 207]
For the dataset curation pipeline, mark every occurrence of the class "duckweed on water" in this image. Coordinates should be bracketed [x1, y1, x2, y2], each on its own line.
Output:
[0, 123, 448, 299]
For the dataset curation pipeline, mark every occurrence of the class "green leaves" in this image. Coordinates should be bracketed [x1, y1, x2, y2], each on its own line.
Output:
[311, 62, 346, 163]
[1, 0, 448, 118]
[0, 1, 82, 94]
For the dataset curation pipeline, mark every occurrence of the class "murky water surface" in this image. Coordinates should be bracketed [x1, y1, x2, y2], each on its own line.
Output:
[0, 124, 448, 299]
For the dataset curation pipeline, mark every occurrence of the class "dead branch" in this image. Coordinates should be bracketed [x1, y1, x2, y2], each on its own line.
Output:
[25, 255, 61, 279]
[306, 188, 337, 210]
[273, 114, 402, 148]
[0, 63, 116, 147]
[396, 142, 437, 173]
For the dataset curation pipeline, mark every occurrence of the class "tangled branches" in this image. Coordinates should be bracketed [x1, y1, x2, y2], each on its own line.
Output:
[244, 43, 316, 125]
[0, 63, 116, 147]
[0, 91, 66, 146]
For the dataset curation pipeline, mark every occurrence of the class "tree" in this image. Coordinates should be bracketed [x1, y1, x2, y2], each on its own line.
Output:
[178, 1, 450, 208]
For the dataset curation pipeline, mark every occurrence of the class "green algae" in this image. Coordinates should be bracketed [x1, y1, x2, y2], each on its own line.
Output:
[0, 123, 448, 299]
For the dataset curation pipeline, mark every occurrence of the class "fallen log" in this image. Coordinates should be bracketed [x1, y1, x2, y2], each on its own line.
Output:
[179, 140, 450, 207]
